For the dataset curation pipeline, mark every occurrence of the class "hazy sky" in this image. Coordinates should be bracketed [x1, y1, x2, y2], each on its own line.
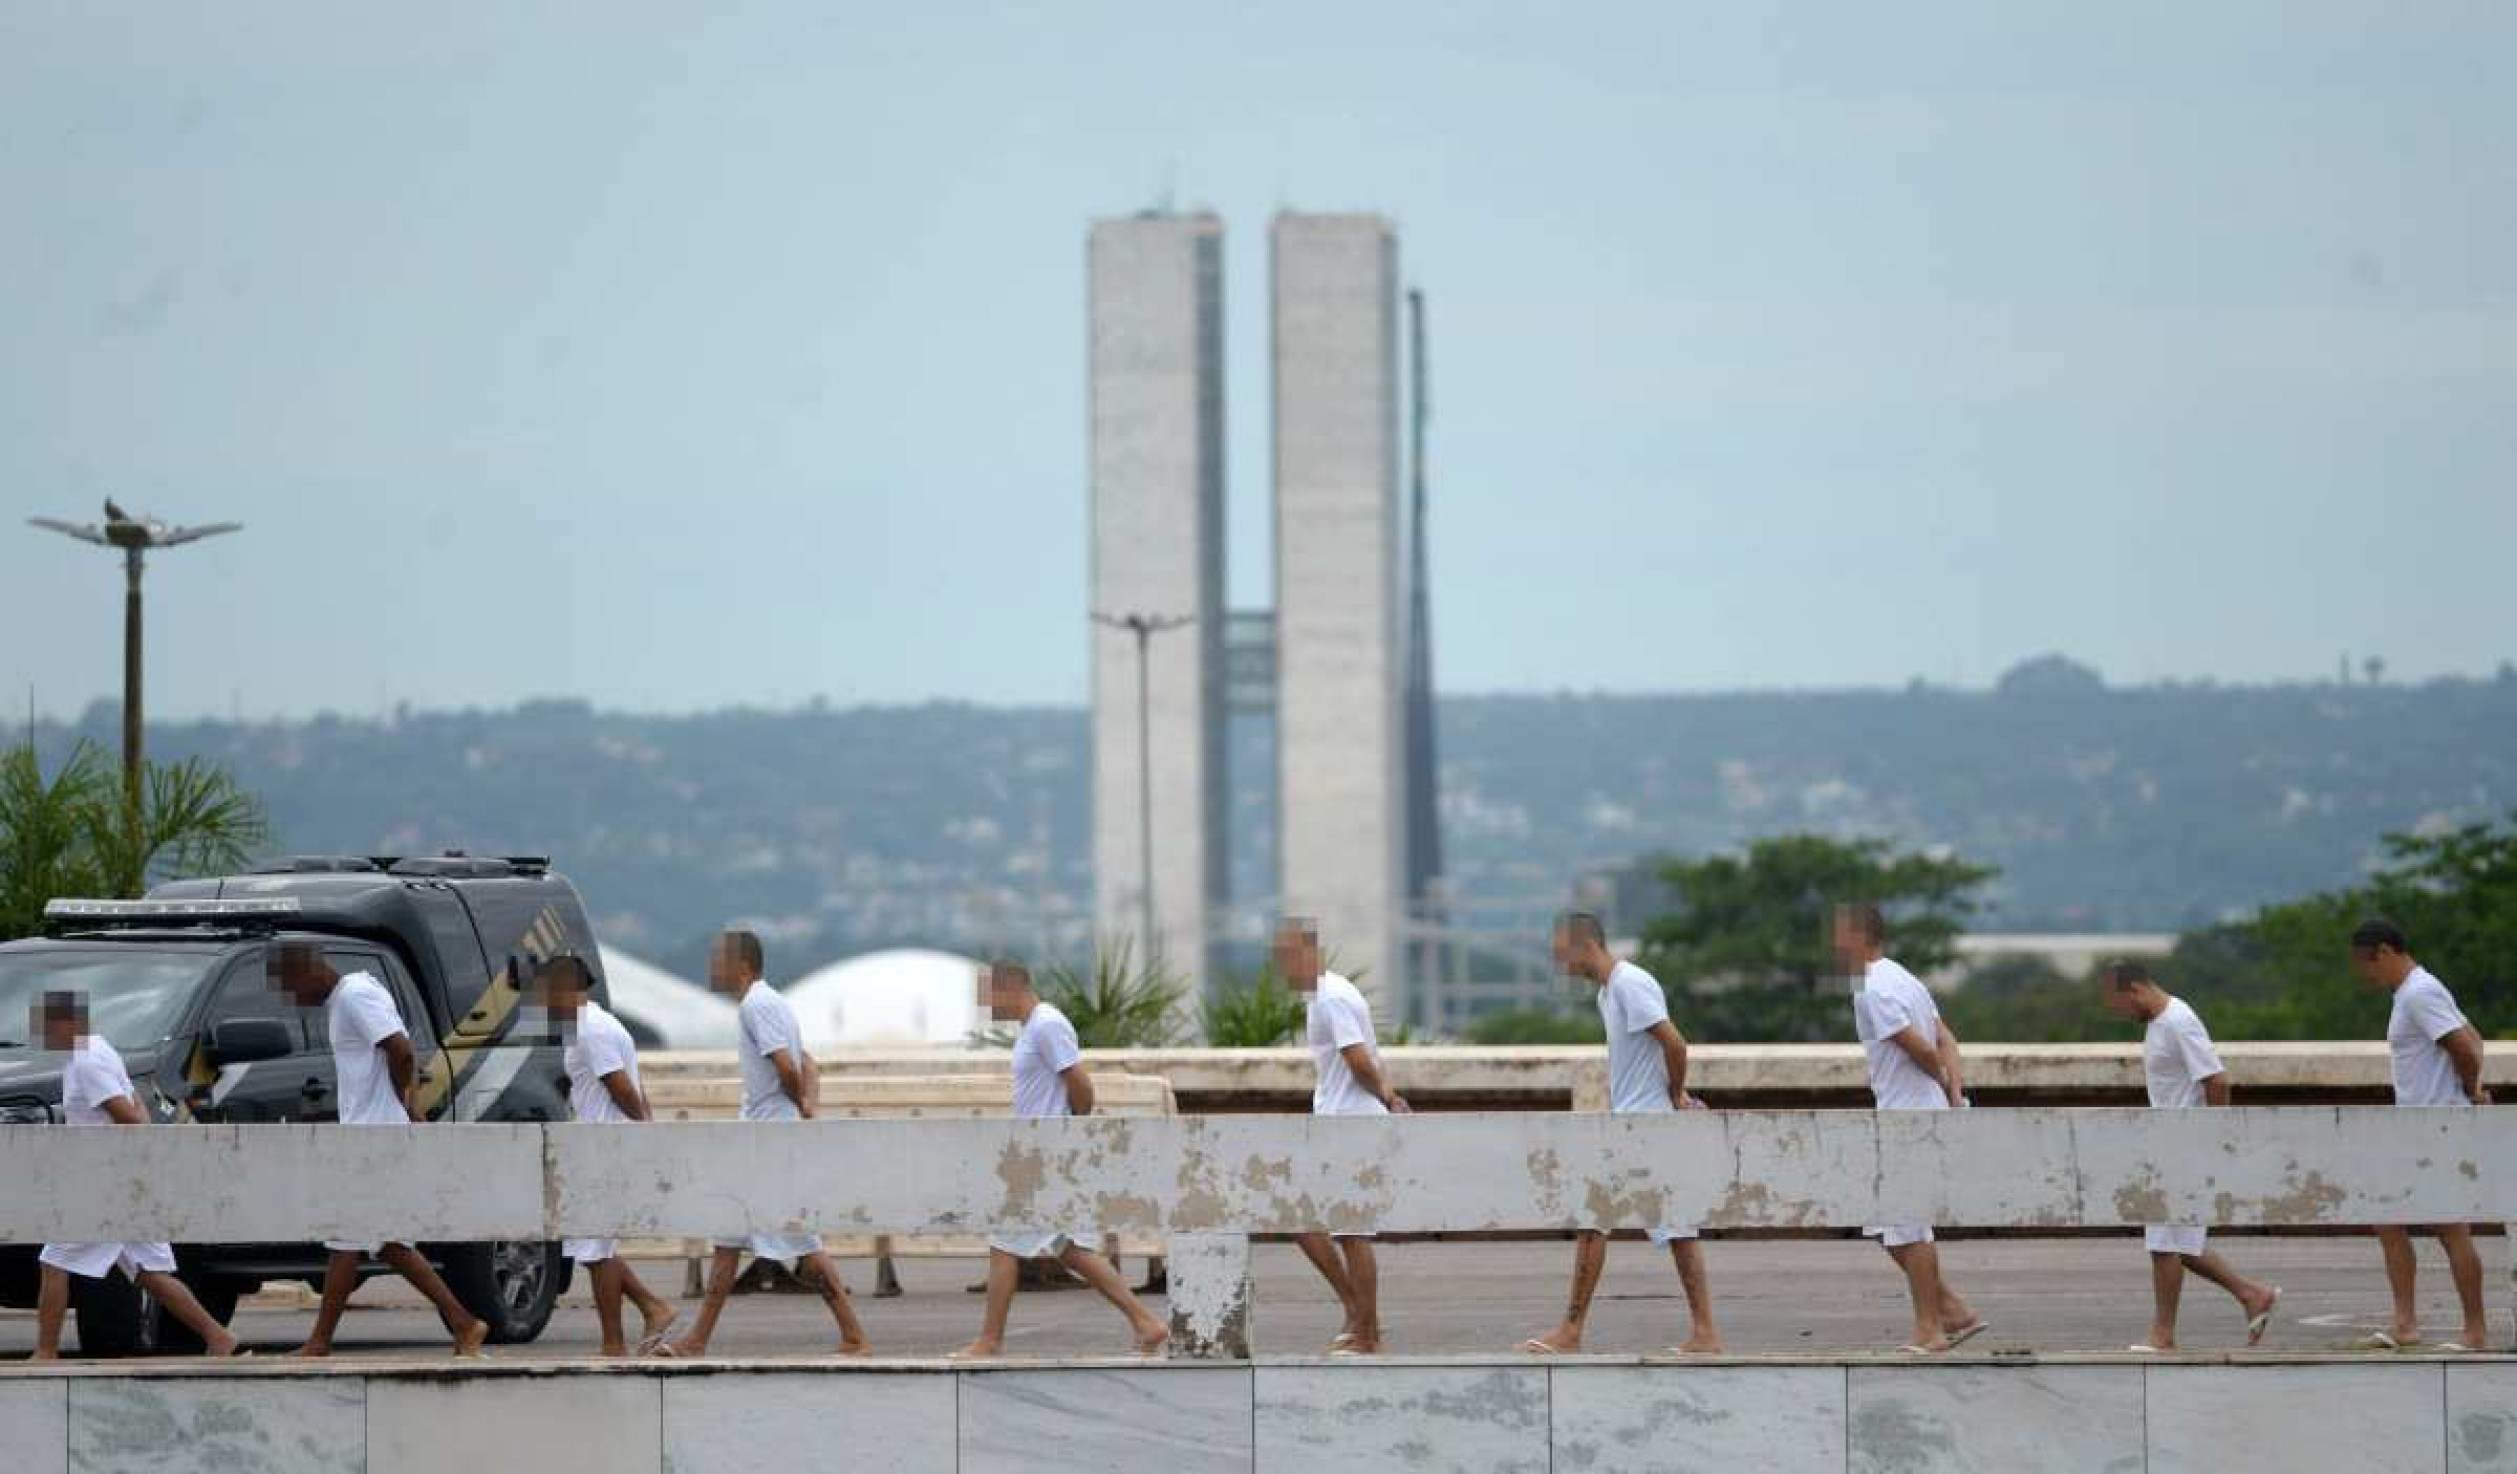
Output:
[5, 2, 2512, 720]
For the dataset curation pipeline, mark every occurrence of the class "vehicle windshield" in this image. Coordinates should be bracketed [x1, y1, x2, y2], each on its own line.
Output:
[0, 948, 221, 1055]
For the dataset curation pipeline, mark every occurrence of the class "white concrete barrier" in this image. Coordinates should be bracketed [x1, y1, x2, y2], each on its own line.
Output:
[7, 1356, 2517, 1473]
[5, 1107, 2507, 1357]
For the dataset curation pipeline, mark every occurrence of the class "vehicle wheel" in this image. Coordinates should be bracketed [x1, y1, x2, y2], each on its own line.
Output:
[150, 1274, 241, 1355]
[439, 1240, 563, 1344]
[71, 1272, 154, 1358]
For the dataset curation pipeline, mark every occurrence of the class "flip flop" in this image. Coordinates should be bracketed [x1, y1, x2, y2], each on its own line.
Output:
[2245, 1288, 2281, 1346]
[2353, 1331, 2406, 1351]
[2126, 1343, 2168, 1354]
[2436, 1342, 2479, 1354]
[1898, 1343, 1945, 1356]
[1518, 1338, 1567, 1356]
[646, 1342, 687, 1359]
[636, 1313, 684, 1356]
[1945, 1320, 1990, 1350]
[1326, 1332, 1358, 1352]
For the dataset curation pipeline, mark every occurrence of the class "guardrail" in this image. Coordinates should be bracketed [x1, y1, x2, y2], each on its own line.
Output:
[4, 1107, 2508, 1356]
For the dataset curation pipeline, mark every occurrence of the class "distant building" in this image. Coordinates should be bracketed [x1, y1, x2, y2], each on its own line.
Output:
[1272, 212, 1406, 1013]
[1087, 212, 1228, 987]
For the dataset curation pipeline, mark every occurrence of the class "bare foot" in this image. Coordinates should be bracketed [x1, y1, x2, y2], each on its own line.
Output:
[28, 1349, 59, 1362]
[1132, 1322, 1171, 1357]
[1672, 1333, 1724, 1354]
[640, 1307, 681, 1343]
[950, 1339, 1002, 1361]
[292, 1342, 334, 1359]
[453, 1319, 491, 1358]
[207, 1334, 244, 1359]
[835, 1340, 873, 1357]
[1520, 1327, 1581, 1355]
[598, 1344, 631, 1359]
[661, 1338, 707, 1359]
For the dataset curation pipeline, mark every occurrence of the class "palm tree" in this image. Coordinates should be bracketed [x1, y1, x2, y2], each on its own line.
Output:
[0, 741, 267, 939]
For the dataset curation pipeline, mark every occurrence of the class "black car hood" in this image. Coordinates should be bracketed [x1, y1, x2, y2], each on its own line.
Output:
[0, 1045, 165, 1101]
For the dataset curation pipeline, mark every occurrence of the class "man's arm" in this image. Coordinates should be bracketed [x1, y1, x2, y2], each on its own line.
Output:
[101, 1094, 148, 1126]
[1934, 1019, 1966, 1105]
[381, 1034, 421, 1120]
[2200, 1072, 2233, 1107]
[1645, 1019, 1693, 1108]
[1060, 1063, 1096, 1118]
[1339, 1043, 1410, 1113]
[2442, 1026, 2491, 1104]
[768, 1048, 815, 1118]
[600, 1070, 650, 1122]
[1888, 1026, 1959, 1106]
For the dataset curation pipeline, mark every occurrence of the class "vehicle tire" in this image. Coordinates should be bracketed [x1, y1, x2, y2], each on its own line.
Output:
[149, 1273, 241, 1355]
[71, 1271, 153, 1358]
[439, 1240, 564, 1344]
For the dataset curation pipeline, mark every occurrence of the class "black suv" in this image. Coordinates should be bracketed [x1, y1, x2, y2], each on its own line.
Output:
[0, 853, 607, 1355]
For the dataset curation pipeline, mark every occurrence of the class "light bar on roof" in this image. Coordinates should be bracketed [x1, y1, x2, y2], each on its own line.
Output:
[44, 898, 302, 921]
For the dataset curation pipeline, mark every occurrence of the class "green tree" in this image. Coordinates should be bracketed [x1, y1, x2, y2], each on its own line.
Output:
[1464, 1005, 1605, 1046]
[0, 742, 268, 939]
[1200, 963, 1307, 1047]
[1036, 937, 1188, 1049]
[1938, 955, 2120, 1043]
[1636, 834, 1996, 1042]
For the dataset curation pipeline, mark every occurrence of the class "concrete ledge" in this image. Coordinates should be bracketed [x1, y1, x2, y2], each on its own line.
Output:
[9, 1357, 2514, 1473]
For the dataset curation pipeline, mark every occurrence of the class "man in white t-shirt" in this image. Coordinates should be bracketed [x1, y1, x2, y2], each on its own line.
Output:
[539, 955, 682, 1357]
[1519, 913, 1722, 1357]
[271, 943, 488, 1358]
[1278, 918, 1410, 1356]
[1837, 903, 1987, 1354]
[663, 929, 871, 1358]
[2098, 961, 2280, 1352]
[2349, 918, 2492, 1351]
[953, 959, 1170, 1359]
[28, 990, 243, 1360]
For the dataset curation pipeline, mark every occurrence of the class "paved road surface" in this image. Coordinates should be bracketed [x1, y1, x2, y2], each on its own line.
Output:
[2, 1236, 2495, 1362]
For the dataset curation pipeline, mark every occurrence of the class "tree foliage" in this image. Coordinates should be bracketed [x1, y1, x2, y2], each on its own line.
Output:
[1200, 963, 1307, 1047]
[1036, 937, 1188, 1049]
[0, 742, 268, 940]
[1635, 834, 1996, 1042]
[1464, 1005, 1605, 1046]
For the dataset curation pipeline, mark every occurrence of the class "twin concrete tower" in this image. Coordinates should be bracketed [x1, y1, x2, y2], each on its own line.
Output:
[1087, 210, 1439, 1021]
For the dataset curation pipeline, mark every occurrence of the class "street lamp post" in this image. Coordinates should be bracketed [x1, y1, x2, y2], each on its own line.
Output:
[29, 502, 242, 799]
[1092, 609, 1194, 966]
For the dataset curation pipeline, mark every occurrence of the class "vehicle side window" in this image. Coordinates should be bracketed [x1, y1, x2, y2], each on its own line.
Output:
[327, 950, 422, 1039]
[201, 951, 325, 1052]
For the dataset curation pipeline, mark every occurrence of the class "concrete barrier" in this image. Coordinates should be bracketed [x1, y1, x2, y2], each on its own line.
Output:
[4, 1106, 2509, 1358]
[7, 1354, 2517, 1473]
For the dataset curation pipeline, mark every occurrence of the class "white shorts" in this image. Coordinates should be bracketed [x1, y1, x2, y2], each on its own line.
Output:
[39, 1242, 176, 1280]
[1581, 1226, 1699, 1245]
[1865, 1225, 1935, 1248]
[564, 1238, 619, 1264]
[2145, 1225, 2208, 1257]
[988, 1229, 1103, 1260]
[321, 1240, 411, 1257]
[711, 1233, 820, 1267]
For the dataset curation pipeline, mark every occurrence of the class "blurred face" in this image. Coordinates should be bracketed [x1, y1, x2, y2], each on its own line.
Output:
[1273, 927, 1322, 992]
[36, 1002, 84, 1051]
[1829, 910, 1869, 974]
[2099, 980, 2145, 1021]
[1553, 927, 1607, 984]
[539, 967, 588, 1022]
[2349, 945, 2401, 989]
[980, 964, 1031, 1021]
[269, 948, 330, 1006]
[707, 938, 754, 994]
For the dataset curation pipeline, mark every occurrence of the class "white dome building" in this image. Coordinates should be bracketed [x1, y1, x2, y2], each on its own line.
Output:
[785, 948, 984, 1050]
[597, 946, 740, 1050]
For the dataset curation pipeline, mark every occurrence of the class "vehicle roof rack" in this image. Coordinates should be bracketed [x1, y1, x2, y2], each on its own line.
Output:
[250, 856, 385, 875]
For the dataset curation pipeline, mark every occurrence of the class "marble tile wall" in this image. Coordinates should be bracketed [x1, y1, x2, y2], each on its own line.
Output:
[0, 1380, 67, 1474]
[663, 1370, 956, 1474]
[1551, 1364, 1844, 1474]
[961, 1366, 1251, 1474]
[2146, 1363, 2444, 1474]
[1850, 1363, 2142, 1474]
[1254, 1364, 1550, 1474]
[65, 1376, 364, 1474]
[366, 1373, 659, 1474]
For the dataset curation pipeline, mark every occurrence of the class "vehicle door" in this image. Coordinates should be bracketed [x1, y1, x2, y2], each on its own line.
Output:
[183, 948, 332, 1124]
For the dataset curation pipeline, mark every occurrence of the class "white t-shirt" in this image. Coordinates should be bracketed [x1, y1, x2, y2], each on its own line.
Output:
[1599, 960, 1676, 1114]
[1853, 957, 1947, 1111]
[61, 1037, 137, 1126]
[1306, 972, 1388, 1117]
[2388, 966, 2473, 1107]
[327, 971, 411, 1126]
[2142, 996, 2225, 1109]
[736, 980, 806, 1121]
[564, 999, 642, 1126]
[1011, 1000, 1082, 1119]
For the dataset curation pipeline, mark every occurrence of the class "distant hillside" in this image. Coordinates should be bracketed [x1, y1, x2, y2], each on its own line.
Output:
[33, 665, 2517, 980]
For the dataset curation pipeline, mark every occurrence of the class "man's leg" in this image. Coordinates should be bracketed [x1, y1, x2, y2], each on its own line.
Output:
[31, 1264, 71, 1360]
[131, 1270, 242, 1357]
[1884, 1241, 1948, 1351]
[1294, 1231, 1360, 1346]
[376, 1244, 489, 1355]
[614, 1262, 679, 1347]
[2377, 1225, 2422, 1343]
[1056, 1243, 1170, 1354]
[2436, 1225, 2491, 1347]
[666, 1247, 744, 1357]
[1339, 1239, 1383, 1353]
[797, 1251, 872, 1354]
[953, 1248, 1023, 1358]
[1668, 1240, 1723, 1353]
[2145, 1252, 2185, 1349]
[2178, 1249, 2279, 1333]
[1525, 1232, 1607, 1352]
[590, 1258, 630, 1356]
[294, 1251, 364, 1357]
